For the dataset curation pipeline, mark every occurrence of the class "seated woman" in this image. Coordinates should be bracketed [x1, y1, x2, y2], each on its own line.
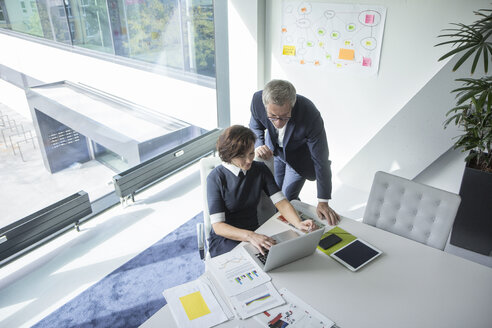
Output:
[207, 125, 314, 257]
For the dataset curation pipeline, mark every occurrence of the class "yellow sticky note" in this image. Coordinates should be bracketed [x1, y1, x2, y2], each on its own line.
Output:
[179, 291, 211, 321]
[338, 48, 355, 60]
[283, 45, 296, 56]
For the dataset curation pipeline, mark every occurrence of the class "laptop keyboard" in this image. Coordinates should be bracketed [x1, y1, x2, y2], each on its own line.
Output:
[255, 250, 269, 264]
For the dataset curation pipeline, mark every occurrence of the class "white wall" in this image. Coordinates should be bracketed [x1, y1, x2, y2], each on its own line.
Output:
[0, 34, 218, 131]
[256, 0, 489, 212]
[228, 0, 264, 126]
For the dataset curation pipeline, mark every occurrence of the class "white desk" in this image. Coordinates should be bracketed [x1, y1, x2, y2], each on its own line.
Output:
[142, 212, 492, 328]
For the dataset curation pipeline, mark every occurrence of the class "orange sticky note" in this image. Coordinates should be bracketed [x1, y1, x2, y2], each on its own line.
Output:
[282, 27, 287, 33]
[338, 48, 355, 60]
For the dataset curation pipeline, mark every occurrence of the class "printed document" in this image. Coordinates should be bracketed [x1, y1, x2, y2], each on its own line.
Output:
[163, 279, 228, 328]
[208, 246, 270, 296]
[229, 282, 285, 319]
[254, 288, 335, 328]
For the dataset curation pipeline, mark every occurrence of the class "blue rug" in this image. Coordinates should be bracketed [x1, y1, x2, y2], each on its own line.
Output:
[33, 213, 205, 328]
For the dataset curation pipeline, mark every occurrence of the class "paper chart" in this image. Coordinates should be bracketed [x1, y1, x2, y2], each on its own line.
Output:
[229, 282, 285, 319]
[208, 246, 271, 296]
[281, 0, 387, 75]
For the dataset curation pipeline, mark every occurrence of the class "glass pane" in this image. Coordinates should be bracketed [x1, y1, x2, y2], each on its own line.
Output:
[66, 0, 114, 53]
[3, 0, 45, 37]
[0, 0, 10, 29]
[0, 0, 223, 238]
[186, 0, 215, 77]
[108, 0, 184, 68]
[2, 0, 72, 43]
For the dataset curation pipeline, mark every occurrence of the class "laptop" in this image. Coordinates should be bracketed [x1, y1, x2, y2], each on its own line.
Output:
[243, 228, 324, 272]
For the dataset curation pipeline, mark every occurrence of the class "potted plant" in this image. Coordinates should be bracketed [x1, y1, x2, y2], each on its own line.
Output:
[435, 7, 492, 255]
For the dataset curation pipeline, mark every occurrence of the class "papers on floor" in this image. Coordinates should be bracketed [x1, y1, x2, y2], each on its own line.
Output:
[229, 282, 284, 319]
[163, 278, 228, 328]
[208, 246, 271, 297]
[254, 288, 336, 328]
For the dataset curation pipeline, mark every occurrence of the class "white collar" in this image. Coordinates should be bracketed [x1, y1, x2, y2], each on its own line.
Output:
[222, 162, 247, 176]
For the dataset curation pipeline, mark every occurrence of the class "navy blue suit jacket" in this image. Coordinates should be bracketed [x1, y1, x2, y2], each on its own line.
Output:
[249, 90, 332, 199]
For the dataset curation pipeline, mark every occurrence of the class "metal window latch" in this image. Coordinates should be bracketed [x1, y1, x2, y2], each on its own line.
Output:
[0, 235, 7, 244]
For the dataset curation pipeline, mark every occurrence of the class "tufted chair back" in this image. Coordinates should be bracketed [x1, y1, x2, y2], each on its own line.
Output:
[363, 171, 461, 250]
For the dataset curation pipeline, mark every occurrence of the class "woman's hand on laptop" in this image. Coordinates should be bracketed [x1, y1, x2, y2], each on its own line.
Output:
[246, 231, 276, 255]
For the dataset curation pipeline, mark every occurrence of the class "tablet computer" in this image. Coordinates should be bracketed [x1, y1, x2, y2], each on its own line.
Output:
[330, 239, 382, 271]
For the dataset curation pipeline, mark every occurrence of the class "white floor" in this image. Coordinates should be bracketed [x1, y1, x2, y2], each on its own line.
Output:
[0, 102, 115, 227]
[0, 163, 204, 328]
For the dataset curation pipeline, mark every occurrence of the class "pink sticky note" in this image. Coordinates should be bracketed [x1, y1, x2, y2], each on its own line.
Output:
[362, 57, 372, 67]
[365, 14, 375, 24]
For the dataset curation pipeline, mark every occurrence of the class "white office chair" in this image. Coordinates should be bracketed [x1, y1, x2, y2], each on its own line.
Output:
[197, 156, 276, 259]
[363, 171, 461, 250]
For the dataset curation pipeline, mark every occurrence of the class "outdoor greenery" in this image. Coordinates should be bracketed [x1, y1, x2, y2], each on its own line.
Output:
[192, 4, 215, 77]
[0, 0, 215, 78]
[436, 7, 492, 172]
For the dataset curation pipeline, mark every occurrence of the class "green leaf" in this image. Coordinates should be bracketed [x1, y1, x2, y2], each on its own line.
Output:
[471, 45, 483, 74]
[483, 46, 489, 73]
[452, 46, 480, 71]
[437, 44, 476, 61]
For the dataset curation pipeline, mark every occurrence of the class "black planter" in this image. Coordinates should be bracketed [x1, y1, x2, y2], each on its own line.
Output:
[450, 164, 492, 255]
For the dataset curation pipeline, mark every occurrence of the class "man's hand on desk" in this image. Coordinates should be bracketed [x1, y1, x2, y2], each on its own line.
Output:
[317, 202, 340, 226]
[255, 145, 273, 160]
[294, 219, 315, 233]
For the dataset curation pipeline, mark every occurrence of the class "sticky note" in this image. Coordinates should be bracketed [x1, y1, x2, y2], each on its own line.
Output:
[344, 40, 351, 46]
[179, 291, 211, 320]
[283, 45, 296, 56]
[362, 57, 372, 67]
[365, 14, 375, 24]
[300, 59, 305, 64]
[301, 7, 307, 13]
[314, 60, 320, 66]
[282, 27, 287, 33]
[338, 48, 355, 60]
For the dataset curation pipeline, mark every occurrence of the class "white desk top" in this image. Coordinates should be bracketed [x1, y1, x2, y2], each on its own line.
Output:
[142, 212, 492, 328]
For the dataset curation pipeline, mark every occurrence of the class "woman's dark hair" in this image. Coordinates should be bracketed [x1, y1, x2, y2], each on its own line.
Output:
[217, 125, 256, 163]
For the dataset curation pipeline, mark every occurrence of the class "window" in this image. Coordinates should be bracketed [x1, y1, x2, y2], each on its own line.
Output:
[66, 0, 113, 53]
[1, 0, 216, 76]
[0, 0, 228, 264]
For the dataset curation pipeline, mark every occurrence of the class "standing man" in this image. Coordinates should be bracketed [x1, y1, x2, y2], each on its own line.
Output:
[249, 79, 339, 225]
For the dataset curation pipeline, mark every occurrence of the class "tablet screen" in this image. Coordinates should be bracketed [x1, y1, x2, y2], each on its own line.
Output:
[331, 239, 381, 271]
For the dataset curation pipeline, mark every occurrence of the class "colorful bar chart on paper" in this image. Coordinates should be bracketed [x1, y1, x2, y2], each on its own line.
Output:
[235, 270, 259, 284]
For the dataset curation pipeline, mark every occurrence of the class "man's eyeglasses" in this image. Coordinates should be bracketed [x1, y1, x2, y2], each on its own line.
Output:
[268, 116, 291, 122]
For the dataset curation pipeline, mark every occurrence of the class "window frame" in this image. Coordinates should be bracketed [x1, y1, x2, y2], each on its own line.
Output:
[0, 0, 230, 266]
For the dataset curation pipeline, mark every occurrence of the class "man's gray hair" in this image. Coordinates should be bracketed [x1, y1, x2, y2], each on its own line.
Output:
[262, 79, 297, 108]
